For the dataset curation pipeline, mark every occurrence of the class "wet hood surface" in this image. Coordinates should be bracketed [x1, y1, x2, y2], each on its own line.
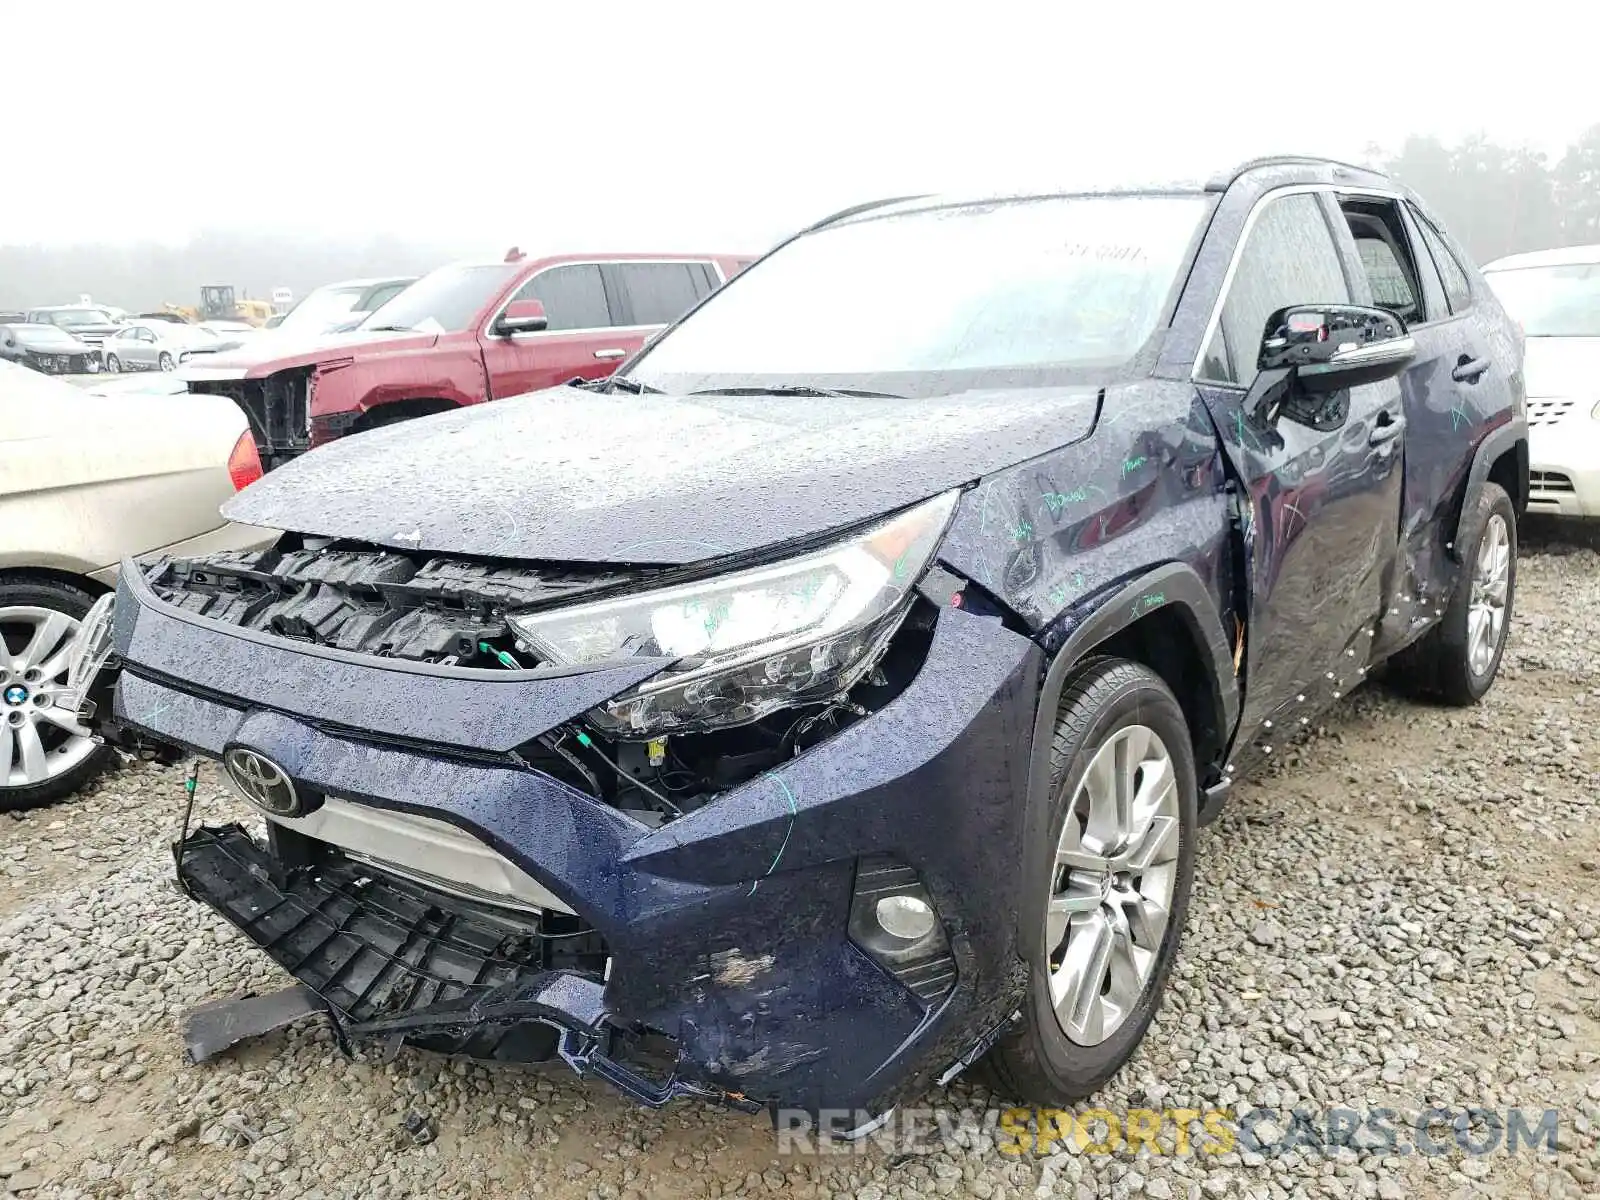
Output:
[223, 385, 1101, 564]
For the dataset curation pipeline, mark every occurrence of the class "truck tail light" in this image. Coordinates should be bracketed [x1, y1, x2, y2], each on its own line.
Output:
[227, 430, 264, 491]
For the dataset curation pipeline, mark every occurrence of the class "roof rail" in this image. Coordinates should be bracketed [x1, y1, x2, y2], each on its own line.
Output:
[800, 194, 932, 234]
[1205, 154, 1383, 192]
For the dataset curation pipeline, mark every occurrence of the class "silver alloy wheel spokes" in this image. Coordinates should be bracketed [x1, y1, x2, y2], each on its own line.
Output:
[0, 606, 96, 788]
[1468, 513, 1511, 677]
[1047, 723, 1180, 1047]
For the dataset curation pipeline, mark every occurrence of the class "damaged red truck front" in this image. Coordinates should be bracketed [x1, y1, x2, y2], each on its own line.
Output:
[182, 250, 753, 472]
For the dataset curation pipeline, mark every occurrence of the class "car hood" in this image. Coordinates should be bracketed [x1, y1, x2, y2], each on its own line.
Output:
[182, 327, 433, 377]
[1522, 336, 1600, 397]
[12, 327, 91, 350]
[223, 384, 1102, 564]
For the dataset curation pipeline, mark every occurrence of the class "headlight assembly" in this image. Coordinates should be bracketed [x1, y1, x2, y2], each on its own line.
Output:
[508, 489, 960, 737]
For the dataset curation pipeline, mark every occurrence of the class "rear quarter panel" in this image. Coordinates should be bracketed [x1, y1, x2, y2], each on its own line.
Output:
[0, 380, 249, 574]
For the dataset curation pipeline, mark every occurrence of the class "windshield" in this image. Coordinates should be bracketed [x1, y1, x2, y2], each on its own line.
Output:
[1484, 263, 1600, 337]
[628, 194, 1210, 396]
[46, 308, 111, 328]
[358, 263, 521, 334]
[275, 286, 368, 334]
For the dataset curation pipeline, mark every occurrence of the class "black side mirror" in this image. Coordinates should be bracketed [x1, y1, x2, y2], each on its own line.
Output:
[492, 299, 549, 337]
[1258, 303, 1415, 395]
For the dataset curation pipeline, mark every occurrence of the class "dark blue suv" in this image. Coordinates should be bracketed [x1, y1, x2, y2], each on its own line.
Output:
[80, 155, 1526, 1133]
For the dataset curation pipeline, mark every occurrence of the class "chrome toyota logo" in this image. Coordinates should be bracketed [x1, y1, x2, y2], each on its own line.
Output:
[222, 748, 299, 816]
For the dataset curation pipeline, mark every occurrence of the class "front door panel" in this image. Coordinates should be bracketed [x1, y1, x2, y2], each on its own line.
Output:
[1198, 380, 1404, 756]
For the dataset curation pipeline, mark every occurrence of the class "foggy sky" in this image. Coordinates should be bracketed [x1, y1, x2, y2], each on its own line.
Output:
[7, 1, 1595, 254]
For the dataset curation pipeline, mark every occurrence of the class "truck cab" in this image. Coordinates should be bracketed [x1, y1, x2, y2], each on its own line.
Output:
[184, 251, 752, 472]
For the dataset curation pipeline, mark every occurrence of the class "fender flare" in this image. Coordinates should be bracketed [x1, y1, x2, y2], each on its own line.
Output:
[1449, 416, 1528, 561]
[1016, 562, 1238, 956]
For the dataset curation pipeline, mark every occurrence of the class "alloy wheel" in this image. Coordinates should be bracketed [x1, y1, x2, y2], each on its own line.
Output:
[1468, 513, 1510, 677]
[1046, 723, 1180, 1046]
[0, 606, 96, 789]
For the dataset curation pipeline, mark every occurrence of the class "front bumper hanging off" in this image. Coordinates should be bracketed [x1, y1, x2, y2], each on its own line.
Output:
[103, 558, 1044, 1116]
[172, 823, 756, 1109]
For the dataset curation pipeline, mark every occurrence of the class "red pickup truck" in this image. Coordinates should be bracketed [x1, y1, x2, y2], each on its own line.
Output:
[183, 250, 754, 471]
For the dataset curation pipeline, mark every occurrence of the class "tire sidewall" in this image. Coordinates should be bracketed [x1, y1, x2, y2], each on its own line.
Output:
[1020, 665, 1198, 1092]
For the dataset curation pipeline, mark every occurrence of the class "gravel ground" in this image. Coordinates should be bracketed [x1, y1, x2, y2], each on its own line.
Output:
[0, 523, 1597, 1200]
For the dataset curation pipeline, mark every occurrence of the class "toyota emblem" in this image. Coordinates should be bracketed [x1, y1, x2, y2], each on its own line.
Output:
[221, 748, 300, 817]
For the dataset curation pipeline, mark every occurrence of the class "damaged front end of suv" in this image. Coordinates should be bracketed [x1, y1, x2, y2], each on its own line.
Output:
[93, 479, 1040, 1124]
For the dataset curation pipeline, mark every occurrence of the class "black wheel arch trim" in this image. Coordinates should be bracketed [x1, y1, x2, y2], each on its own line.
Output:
[1450, 415, 1528, 562]
[1016, 563, 1238, 957]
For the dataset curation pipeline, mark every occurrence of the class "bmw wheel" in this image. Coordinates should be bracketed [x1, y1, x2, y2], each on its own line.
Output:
[984, 657, 1197, 1103]
[0, 579, 113, 810]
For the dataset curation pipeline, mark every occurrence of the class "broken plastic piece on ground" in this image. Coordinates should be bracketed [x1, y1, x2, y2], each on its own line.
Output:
[181, 984, 326, 1065]
[401, 1111, 436, 1146]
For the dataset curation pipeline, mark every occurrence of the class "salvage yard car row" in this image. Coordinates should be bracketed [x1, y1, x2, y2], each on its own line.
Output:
[3, 155, 1591, 1140]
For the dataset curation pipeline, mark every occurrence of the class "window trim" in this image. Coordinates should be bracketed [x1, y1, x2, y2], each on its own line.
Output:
[481, 256, 729, 343]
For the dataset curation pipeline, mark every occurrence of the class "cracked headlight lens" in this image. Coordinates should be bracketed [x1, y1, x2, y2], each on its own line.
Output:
[509, 490, 960, 736]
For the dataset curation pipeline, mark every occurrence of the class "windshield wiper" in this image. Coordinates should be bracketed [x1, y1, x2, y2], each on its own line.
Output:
[573, 375, 662, 394]
[689, 384, 904, 399]
[363, 324, 414, 333]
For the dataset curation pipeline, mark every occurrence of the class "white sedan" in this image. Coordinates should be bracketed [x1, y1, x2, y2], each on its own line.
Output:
[0, 362, 274, 809]
[101, 320, 235, 373]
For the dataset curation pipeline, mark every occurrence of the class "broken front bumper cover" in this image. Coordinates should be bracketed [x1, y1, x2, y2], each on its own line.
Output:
[174, 823, 761, 1111]
[111, 557, 1044, 1116]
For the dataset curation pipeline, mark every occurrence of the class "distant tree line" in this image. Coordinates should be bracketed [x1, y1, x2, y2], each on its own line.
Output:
[0, 230, 478, 313]
[1366, 124, 1600, 265]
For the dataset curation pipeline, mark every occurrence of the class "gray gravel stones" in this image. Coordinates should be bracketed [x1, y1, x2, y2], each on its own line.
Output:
[0, 531, 1596, 1198]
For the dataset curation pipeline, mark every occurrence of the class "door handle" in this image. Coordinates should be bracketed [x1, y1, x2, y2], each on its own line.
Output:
[1369, 412, 1405, 446]
[1452, 356, 1491, 383]
[592, 348, 626, 361]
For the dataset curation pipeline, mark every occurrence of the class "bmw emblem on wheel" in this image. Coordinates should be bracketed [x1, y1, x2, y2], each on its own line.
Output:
[221, 748, 300, 817]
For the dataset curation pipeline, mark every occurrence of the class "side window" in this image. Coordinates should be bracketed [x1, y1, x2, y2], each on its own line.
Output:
[516, 264, 611, 332]
[1200, 193, 1351, 384]
[1397, 204, 1449, 321]
[1410, 207, 1472, 314]
[1337, 199, 1426, 325]
[618, 262, 704, 326]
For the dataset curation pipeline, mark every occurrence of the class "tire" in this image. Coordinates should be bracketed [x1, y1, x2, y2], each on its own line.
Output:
[1390, 482, 1516, 706]
[157, 352, 175, 372]
[982, 657, 1198, 1104]
[0, 578, 114, 811]
[104, 354, 121, 373]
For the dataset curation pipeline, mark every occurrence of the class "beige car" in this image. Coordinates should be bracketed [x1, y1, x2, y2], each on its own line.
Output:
[1, 362, 274, 808]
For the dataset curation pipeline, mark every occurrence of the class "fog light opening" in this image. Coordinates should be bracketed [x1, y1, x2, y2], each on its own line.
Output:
[847, 855, 957, 1003]
[874, 894, 936, 942]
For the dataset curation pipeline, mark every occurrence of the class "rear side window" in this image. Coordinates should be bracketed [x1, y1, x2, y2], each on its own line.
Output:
[618, 262, 707, 326]
[518, 264, 611, 331]
[1397, 204, 1449, 321]
[1201, 193, 1351, 385]
[1410, 208, 1472, 314]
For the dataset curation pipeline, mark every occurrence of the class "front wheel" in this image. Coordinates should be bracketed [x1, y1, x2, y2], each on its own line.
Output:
[983, 657, 1197, 1104]
[157, 352, 175, 372]
[104, 353, 121, 373]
